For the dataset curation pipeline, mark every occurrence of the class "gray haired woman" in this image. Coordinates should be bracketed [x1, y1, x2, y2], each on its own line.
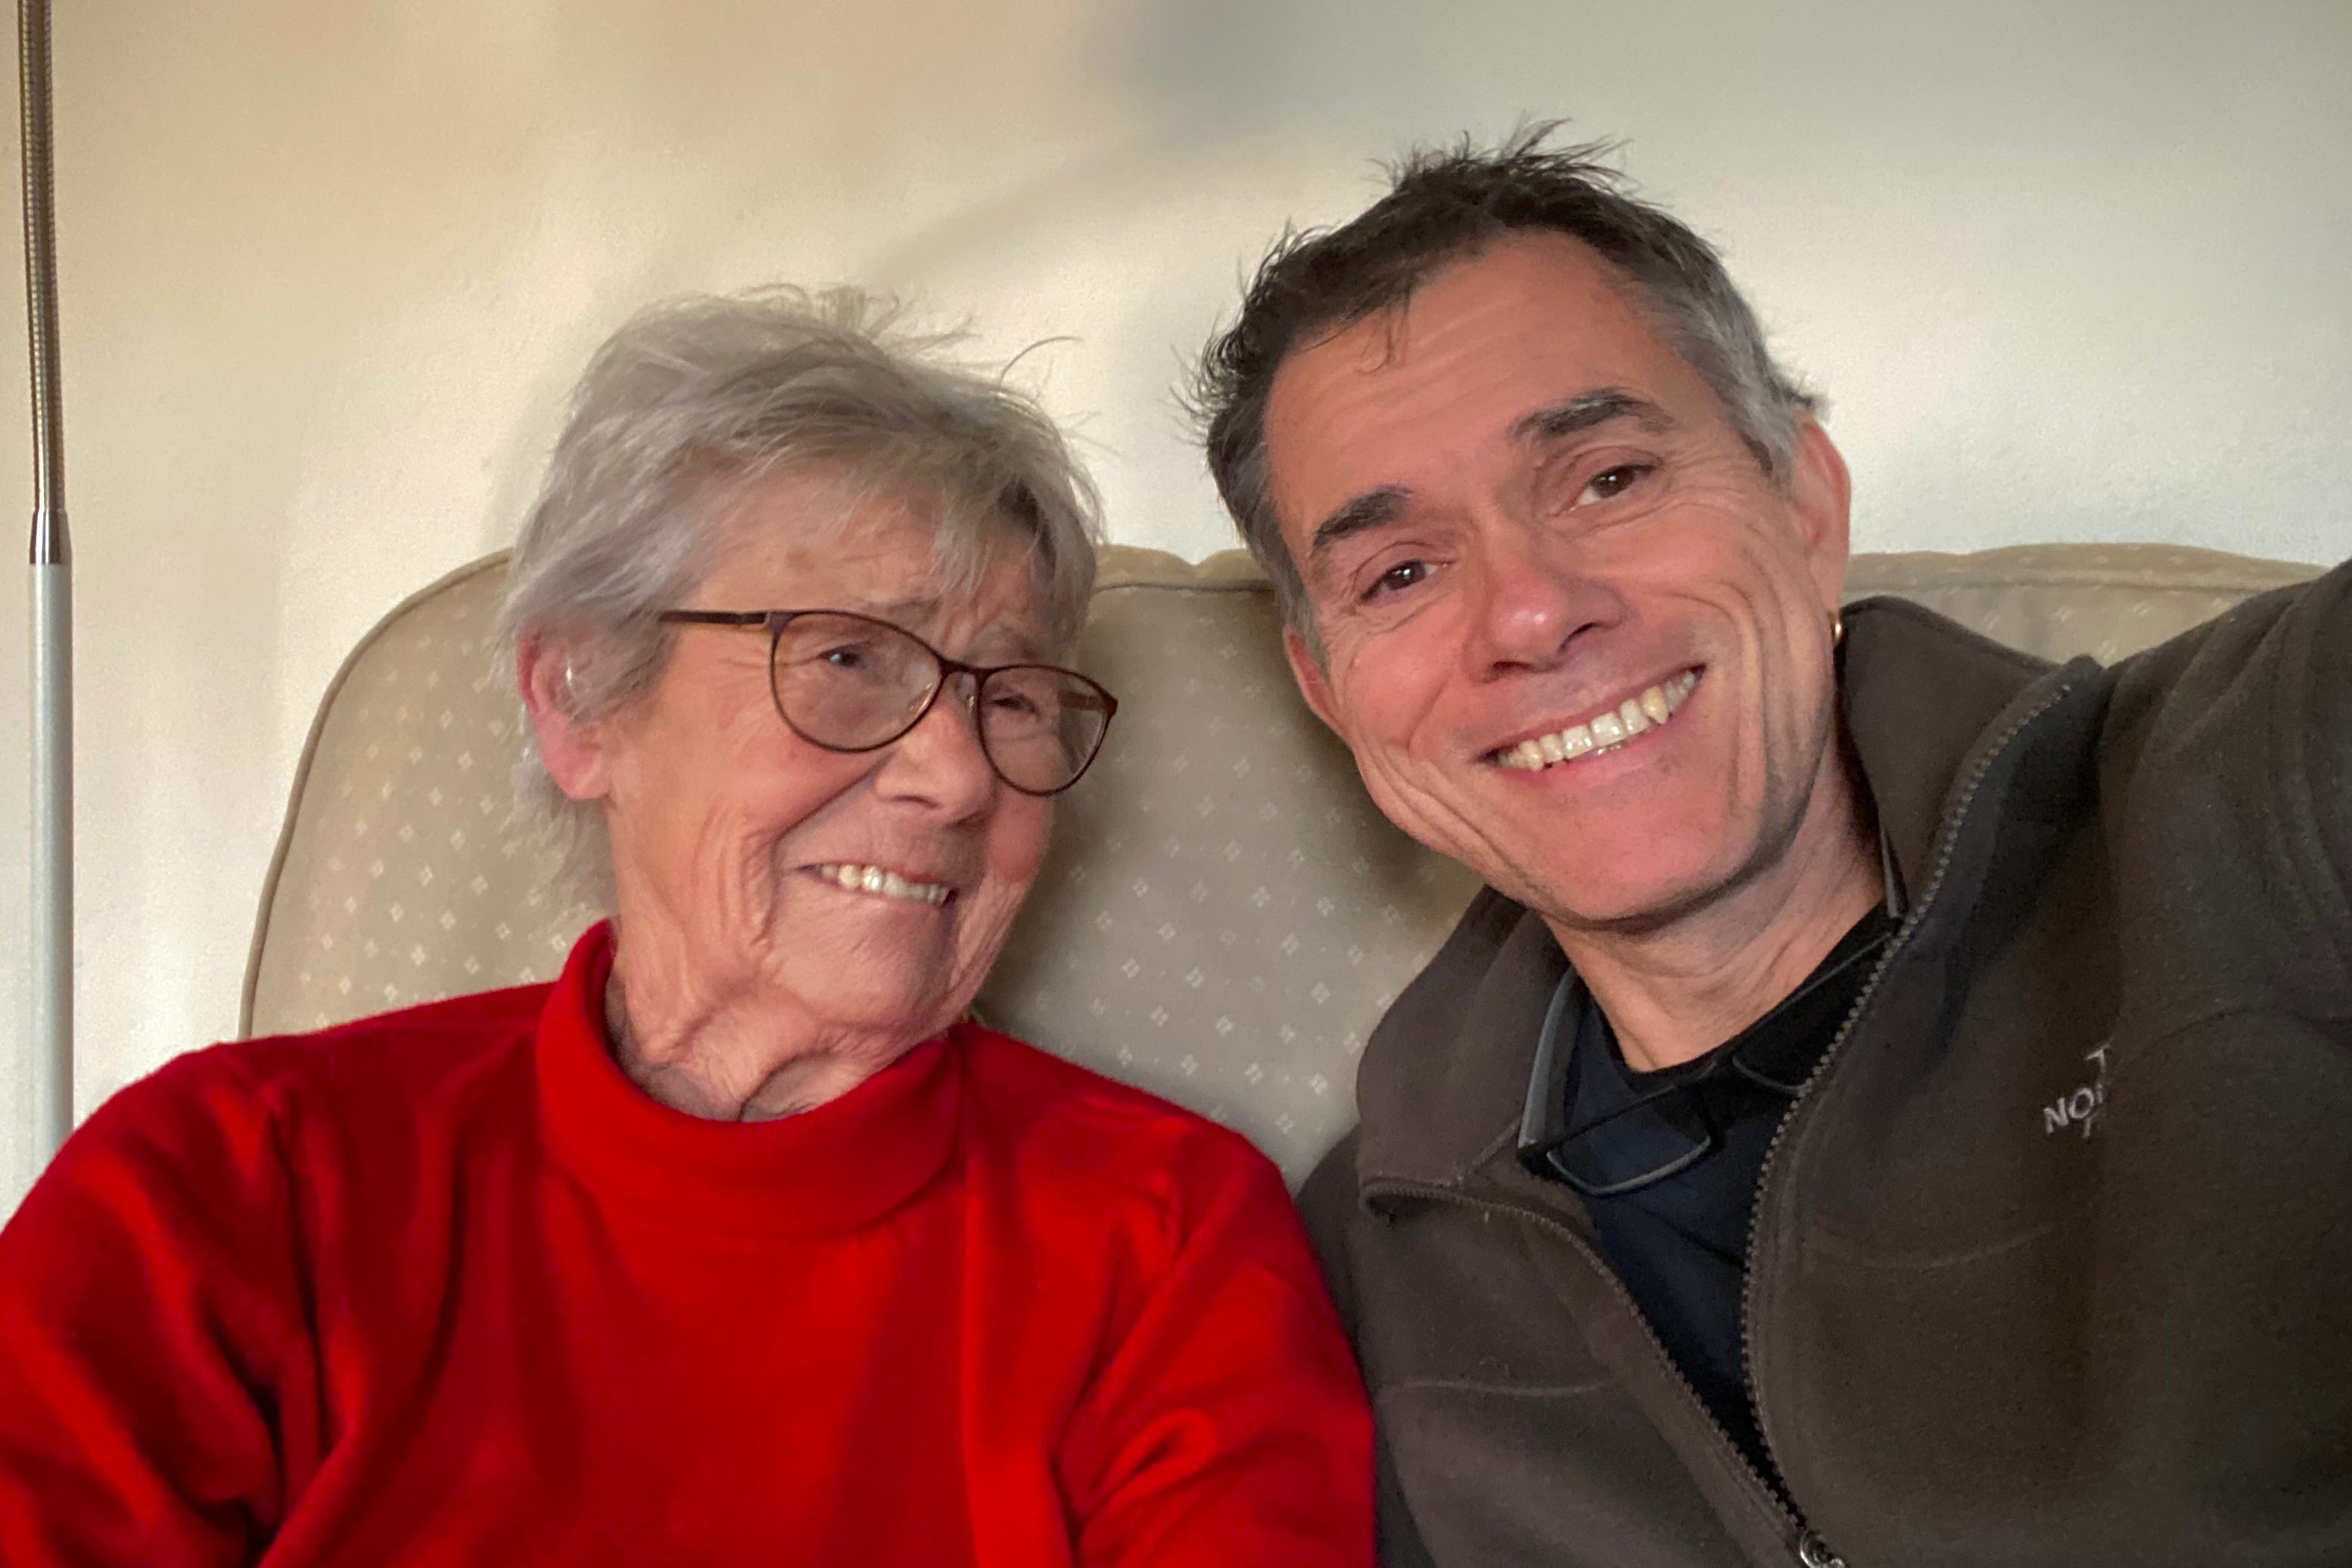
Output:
[0, 289, 1374, 1567]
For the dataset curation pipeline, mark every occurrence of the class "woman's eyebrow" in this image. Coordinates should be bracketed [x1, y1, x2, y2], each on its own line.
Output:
[1511, 387, 1676, 445]
[835, 592, 943, 622]
[966, 622, 1045, 662]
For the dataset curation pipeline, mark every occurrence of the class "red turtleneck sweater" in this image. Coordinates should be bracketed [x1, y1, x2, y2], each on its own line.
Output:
[0, 925, 1371, 1566]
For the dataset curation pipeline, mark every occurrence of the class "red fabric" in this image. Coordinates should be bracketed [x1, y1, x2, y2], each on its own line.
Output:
[0, 924, 1372, 1566]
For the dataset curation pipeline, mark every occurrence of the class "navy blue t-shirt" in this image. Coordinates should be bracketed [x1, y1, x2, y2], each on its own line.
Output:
[1533, 907, 1894, 1485]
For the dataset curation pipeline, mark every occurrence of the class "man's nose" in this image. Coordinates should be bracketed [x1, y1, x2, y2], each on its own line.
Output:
[1461, 521, 1617, 675]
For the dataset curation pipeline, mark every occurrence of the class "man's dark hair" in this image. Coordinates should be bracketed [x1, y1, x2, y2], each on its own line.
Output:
[1193, 126, 1819, 631]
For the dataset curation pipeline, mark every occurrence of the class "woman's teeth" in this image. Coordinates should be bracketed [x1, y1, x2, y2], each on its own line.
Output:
[816, 863, 952, 905]
[1496, 670, 1701, 772]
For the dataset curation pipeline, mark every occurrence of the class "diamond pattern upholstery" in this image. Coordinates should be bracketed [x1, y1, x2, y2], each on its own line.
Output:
[243, 542, 2320, 1180]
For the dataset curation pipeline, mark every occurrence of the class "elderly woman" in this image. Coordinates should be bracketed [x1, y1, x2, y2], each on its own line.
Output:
[0, 291, 1372, 1565]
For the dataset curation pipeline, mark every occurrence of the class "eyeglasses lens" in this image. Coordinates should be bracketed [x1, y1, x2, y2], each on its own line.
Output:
[976, 667, 1113, 794]
[768, 612, 1111, 794]
[770, 613, 936, 749]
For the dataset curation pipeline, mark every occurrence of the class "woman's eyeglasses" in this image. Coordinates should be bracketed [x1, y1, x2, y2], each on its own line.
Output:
[658, 608, 1117, 797]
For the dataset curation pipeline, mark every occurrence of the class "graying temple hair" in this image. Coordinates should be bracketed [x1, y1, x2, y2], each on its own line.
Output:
[1192, 126, 1818, 640]
[497, 285, 1101, 903]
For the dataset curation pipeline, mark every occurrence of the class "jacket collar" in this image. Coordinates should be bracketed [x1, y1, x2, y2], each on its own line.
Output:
[1353, 595, 2066, 1196]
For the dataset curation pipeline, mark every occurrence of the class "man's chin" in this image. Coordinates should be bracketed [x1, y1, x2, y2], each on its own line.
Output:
[1495, 842, 1744, 938]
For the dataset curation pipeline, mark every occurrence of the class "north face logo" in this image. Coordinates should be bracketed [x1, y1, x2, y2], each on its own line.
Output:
[2042, 1041, 2112, 1138]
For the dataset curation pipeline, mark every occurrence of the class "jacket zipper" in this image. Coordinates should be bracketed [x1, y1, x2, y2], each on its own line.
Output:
[1361, 1174, 1811, 1559]
[1734, 674, 2082, 1559]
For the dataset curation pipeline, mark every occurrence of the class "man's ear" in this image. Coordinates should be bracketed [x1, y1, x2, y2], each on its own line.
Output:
[1787, 416, 1854, 615]
[515, 635, 615, 803]
[1283, 623, 1345, 737]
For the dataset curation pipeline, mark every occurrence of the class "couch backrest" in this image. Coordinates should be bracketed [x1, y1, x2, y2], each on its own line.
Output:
[244, 542, 2318, 1180]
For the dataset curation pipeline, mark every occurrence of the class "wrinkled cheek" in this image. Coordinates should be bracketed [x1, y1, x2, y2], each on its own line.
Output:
[1748, 670, 1835, 820]
[951, 885, 1031, 986]
[1355, 755, 1476, 860]
[611, 806, 744, 932]
[978, 807, 1053, 922]
[701, 823, 782, 950]
[1664, 713, 1752, 840]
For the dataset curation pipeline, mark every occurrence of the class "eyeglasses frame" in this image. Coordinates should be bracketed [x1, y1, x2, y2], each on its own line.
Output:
[655, 607, 1117, 797]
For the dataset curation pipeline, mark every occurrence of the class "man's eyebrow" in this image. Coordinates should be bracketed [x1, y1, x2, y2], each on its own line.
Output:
[1510, 387, 1675, 445]
[1301, 390, 1669, 564]
[1308, 485, 1410, 562]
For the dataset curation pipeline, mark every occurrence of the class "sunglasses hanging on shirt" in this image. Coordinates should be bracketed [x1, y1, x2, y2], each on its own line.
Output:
[1517, 904, 1897, 1199]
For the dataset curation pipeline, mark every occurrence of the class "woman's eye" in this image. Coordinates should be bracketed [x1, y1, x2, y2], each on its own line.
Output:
[1579, 462, 1654, 503]
[1364, 559, 1431, 602]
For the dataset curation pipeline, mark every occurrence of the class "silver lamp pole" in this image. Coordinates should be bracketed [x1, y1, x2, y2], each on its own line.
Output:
[20, 0, 71, 1159]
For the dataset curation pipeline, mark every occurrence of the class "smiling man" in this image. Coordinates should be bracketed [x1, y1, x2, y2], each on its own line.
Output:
[1196, 132, 2352, 1567]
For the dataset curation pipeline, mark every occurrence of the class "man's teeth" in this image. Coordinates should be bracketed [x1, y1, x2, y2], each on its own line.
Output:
[1497, 670, 1701, 772]
[817, 863, 951, 905]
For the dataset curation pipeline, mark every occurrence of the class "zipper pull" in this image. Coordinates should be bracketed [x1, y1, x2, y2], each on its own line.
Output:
[1797, 1530, 1847, 1567]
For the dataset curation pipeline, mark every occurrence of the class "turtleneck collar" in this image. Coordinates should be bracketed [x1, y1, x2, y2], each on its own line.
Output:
[535, 922, 964, 1238]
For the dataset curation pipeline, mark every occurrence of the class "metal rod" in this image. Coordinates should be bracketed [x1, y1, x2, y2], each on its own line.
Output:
[20, 0, 73, 1159]
[18, 0, 57, 520]
[30, 562, 69, 1153]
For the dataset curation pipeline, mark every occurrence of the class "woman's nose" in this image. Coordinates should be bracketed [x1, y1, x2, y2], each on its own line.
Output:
[876, 674, 997, 814]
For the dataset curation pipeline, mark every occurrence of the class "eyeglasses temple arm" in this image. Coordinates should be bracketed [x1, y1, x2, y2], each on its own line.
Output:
[655, 610, 773, 627]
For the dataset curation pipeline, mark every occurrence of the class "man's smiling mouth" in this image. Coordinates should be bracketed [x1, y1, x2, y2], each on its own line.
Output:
[1491, 669, 1702, 771]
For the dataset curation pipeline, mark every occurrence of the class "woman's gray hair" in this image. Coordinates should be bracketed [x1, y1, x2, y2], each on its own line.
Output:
[498, 285, 1102, 902]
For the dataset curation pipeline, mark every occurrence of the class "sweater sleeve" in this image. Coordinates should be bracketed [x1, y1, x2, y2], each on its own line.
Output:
[1055, 1132, 1375, 1568]
[0, 1049, 307, 1567]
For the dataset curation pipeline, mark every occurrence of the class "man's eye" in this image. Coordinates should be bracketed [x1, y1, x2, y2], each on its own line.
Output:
[1579, 462, 1654, 503]
[1363, 560, 1431, 602]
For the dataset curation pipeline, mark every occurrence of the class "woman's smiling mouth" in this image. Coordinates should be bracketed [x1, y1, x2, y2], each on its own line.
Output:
[813, 862, 955, 905]
[1492, 669, 1703, 771]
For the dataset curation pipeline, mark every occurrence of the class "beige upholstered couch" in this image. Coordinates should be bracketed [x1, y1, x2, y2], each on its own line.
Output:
[242, 543, 2321, 1182]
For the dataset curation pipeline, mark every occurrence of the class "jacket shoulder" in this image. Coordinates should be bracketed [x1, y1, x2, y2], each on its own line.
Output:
[2098, 556, 2352, 979]
[1360, 887, 1528, 1078]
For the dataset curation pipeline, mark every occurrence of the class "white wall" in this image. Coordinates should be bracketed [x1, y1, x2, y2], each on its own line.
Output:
[5, 0, 2349, 1215]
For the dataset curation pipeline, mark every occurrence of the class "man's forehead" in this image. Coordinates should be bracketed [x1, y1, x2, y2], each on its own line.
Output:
[1262, 232, 1675, 535]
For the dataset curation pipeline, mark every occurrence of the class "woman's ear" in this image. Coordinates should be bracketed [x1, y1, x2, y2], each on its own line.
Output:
[515, 635, 614, 803]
